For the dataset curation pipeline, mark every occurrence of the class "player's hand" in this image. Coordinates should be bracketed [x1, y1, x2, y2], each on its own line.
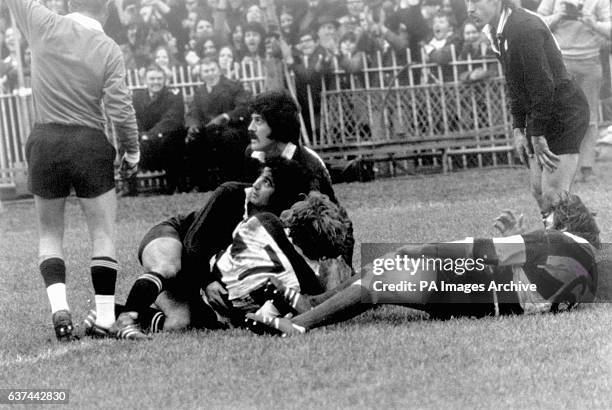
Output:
[204, 281, 231, 313]
[120, 156, 138, 179]
[531, 135, 560, 172]
[186, 125, 200, 143]
[494, 209, 525, 236]
[244, 313, 306, 337]
[206, 114, 229, 127]
[513, 128, 532, 165]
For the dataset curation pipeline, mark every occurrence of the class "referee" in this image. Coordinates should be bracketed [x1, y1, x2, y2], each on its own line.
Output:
[467, 0, 590, 218]
[5, 0, 140, 340]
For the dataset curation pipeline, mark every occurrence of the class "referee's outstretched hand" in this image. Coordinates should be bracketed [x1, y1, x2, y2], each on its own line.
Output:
[531, 136, 560, 172]
[513, 128, 532, 166]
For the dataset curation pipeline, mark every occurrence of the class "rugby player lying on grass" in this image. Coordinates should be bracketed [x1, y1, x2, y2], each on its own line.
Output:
[247, 192, 601, 336]
[83, 159, 352, 339]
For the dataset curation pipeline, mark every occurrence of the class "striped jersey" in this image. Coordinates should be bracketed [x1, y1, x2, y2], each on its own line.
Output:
[214, 212, 323, 301]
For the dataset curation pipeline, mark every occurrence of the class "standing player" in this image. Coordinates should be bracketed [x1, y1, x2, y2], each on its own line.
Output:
[5, 0, 140, 340]
[467, 0, 589, 220]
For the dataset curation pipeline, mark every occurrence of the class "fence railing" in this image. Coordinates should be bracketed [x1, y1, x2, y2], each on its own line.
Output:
[2, 47, 608, 187]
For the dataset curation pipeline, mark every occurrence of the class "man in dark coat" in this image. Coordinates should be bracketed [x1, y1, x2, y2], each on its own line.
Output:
[126, 64, 186, 195]
[185, 57, 251, 190]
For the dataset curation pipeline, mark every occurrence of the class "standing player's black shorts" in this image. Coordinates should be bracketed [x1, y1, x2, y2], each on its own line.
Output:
[527, 80, 590, 155]
[25, 123, 116, 199]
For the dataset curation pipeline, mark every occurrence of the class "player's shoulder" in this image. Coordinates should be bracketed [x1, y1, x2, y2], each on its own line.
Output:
[506, 8, 548, 39]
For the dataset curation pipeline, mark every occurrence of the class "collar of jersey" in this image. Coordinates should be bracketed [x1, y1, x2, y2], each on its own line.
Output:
[65, 13, 104, 33]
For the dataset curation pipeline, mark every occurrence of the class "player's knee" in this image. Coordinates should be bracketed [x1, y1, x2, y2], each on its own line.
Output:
[142, 239, 182, 278]
[162, 312, 191, 331]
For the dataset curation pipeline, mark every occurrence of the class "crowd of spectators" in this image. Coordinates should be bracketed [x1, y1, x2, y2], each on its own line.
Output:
[0, 0, 610, 191]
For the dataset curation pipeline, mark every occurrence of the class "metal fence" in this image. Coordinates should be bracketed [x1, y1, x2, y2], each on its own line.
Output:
[1, 47, 605, 187]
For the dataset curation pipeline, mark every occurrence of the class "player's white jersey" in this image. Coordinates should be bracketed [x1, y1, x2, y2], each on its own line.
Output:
[214, 213, 319, 301]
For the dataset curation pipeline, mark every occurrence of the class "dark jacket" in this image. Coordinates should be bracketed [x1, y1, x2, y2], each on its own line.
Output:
[496, 8, 579, 136]
[133, 87, 185, 137]
[185, 76, 251, 129]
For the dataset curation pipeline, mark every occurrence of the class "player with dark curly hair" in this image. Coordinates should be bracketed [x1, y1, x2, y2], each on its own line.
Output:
[89, 158, 311, 338]
[248, 192, 601, 336]
[92, 187, 350, 339]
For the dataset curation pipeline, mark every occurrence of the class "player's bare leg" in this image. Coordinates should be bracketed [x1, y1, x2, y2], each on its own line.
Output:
[79, 189, 119, 330]
[541, 154, 579, 205]
[527, 156, 545, 212]
[528, 153, 578, 216]
[35, 196, 74, 341]
[251, 244, 447, 333]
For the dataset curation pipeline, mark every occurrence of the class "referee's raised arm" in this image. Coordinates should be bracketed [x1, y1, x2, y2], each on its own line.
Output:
[4, 0, 141, 341]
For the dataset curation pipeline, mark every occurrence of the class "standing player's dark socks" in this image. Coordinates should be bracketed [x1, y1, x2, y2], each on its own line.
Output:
[91, 256, 118, 329]
[40, 256, 69, 314]
[124, 272, 166, 317]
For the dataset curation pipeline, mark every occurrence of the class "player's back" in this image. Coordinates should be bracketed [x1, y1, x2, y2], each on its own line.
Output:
[6, 0, 123, 130]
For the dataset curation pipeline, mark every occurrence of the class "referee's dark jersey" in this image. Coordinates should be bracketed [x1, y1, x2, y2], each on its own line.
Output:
[490, 8, 589, 150]
[5, 0, 139, 161]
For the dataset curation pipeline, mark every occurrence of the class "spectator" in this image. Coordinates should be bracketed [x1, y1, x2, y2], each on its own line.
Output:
[0, 27, 23, 93]
[191, 16, 215, 47]
[441, 0, 467, 28]
[336, 30, 371, 140]
[537, 0, 611, 182]
[371, 0, 429, 67]
[125, 64, 186, 195]
[184, 48, 201, 77]
[263, 31, 286, 91]
[185, 57, 251, 189]
[317, 14, 340, 56]
[230, 23, 246, 61]
[197, 36, 218, 58]
[218, 45, 239, 78]
[458, 19, 496, 82]
[422, 11, 462, 82]
[279, 8, 299, 46]
[153, 44, 179, 82]
[242, 21, 266, 65]
[422, 11, 462, 133]
[287, 30, 332, 139]
[297, 0, 327, 34]
[245, 3, 265, 24]
[120, 21, 152, 73]
[0, 28, 7, 60]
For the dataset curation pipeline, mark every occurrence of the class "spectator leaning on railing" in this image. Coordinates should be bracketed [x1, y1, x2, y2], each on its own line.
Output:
[537, 0, 611, 183]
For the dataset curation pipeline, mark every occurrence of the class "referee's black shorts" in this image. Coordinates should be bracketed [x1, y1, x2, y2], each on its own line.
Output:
[25, 123, 116, 199]
[532, 80, 590, 155]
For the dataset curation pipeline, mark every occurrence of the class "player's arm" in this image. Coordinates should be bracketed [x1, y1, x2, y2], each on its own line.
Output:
[103, 46, 140, 175]
[4, 0, 54, 41]
[516, 28, 556, 139]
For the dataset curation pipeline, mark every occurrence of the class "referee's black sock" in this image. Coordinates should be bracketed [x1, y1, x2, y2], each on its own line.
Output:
[40, 257, 69, 314]
[91, 256, 118, 329]
[124, 272, 166, 316]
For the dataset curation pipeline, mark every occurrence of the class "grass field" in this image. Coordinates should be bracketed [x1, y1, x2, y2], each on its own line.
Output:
[1, 163, 611, 409]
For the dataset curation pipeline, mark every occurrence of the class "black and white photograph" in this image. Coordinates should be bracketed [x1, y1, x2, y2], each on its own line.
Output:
[0, 0, 611, 407]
